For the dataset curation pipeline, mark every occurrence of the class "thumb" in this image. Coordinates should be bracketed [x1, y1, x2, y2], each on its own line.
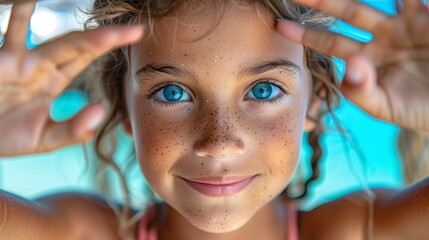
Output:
[340, 53, 391, 120]
[37, 104, 105, 152]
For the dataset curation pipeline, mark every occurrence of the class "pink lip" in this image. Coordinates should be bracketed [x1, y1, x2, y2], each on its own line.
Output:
[181, 175, 257, 197]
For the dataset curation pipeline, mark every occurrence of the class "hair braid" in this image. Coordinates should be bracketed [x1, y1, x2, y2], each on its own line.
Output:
[284, 116, 324, 201]
[283, 47, 339, 202]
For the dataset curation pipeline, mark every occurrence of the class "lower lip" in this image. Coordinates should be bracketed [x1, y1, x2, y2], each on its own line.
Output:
[181, 176, 256, 197]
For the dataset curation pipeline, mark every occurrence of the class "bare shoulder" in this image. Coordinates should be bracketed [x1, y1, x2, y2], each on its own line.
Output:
[298, 188, 399, 240]
[35, 192, 130, 240]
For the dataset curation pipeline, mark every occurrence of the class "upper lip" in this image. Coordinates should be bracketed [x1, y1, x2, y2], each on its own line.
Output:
[181, 175, 257, 185]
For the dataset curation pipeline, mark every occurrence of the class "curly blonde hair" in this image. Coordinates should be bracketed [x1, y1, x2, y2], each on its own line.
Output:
[79, 0, 341, 239]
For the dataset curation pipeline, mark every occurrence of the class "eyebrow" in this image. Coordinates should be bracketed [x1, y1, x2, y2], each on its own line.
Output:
[239, 59, 302, 77]
[135, 58, 302, 83]
[136, 64, 186, 83]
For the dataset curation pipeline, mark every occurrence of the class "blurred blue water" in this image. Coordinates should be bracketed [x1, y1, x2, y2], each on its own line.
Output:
[0, 0, 405, 209]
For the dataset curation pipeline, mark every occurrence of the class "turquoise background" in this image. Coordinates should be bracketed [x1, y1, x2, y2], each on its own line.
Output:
[0, 0, 405, 209]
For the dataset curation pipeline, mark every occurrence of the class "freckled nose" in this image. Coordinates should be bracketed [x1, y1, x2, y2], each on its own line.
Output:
[193, 108, 245, 159]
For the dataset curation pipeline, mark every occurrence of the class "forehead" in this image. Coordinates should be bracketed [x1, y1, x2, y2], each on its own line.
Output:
[130, 2, 304, 77]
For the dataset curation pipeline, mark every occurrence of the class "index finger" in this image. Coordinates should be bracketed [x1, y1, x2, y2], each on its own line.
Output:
[294, 0, 391, 33]
[3, 0, 36, 52]
[34, 26, 145, 66]
[277, 20, 365, 60]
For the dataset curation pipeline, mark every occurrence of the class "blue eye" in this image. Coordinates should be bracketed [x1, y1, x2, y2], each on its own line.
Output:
[154, 85, 191, 103]
[246, 82, 283, 101]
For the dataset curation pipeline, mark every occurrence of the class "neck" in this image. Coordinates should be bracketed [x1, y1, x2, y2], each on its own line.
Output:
[158, 198, 287, 240]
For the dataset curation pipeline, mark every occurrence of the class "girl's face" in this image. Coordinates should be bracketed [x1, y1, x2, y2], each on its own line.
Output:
[124, 2, 312, 233]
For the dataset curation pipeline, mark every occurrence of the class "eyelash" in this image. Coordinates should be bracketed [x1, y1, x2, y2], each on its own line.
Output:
[146, 80, 288, 107]
[245, 80, 288, 106]
[145, 83, 186, 108]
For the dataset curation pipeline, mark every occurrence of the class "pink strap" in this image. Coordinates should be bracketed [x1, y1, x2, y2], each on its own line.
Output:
[138, 206, 158, 240]
[287, 204, 299, 240]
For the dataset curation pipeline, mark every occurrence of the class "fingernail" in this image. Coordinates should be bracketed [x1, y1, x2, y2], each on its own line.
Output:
[276, 20, 304, 43]
[346, 64, 364, 86]
[86, 113, 104, 131]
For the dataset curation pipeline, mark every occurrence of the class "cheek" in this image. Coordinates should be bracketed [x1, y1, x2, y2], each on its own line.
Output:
[132, 103, 193, 189]
[247, 96, 306, 191]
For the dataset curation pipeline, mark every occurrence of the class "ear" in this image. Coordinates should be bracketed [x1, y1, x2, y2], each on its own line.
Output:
[122, 117, 133, 136]
[304, 95, 323, 132]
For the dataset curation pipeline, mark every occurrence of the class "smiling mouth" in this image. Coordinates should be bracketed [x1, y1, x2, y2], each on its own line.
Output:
[180, 175, 257, 197]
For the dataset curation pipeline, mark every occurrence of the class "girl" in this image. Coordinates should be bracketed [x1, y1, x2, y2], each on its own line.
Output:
[0, 0, 428, 240]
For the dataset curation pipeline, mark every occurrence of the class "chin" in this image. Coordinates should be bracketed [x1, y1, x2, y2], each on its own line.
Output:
[179, 203, 253, 234]
[188, 213, 249, 234]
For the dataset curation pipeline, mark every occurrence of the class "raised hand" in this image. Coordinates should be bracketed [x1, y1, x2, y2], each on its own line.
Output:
[0, 0, 143, 157]
[277, 0, 429, 131]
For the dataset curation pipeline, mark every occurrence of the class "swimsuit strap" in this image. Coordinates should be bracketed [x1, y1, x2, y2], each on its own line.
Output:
[286, 204, 299, 240]
[138, 205, 158, 240]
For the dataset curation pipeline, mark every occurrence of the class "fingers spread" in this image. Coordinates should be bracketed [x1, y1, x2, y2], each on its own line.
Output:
[37, 103, 105, 152]
[34, 26, 144, 66]
[294, 0, 390, 32]
[277, 20, 364, 59]
[3, 0, 36, 52]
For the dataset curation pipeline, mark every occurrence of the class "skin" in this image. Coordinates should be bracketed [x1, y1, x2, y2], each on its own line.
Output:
[0, 0, 143, 157]
[1, 0, 429, 240]
[123, 3, 312, 239]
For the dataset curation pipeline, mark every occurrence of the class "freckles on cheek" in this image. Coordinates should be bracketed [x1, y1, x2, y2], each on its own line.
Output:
[260, 106, 304, 149]
[133, 105, 191, 179]
[254, 105, 305, 179]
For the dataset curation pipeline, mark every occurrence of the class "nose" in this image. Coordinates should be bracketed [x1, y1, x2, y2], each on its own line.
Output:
[193, 108, 245, 159]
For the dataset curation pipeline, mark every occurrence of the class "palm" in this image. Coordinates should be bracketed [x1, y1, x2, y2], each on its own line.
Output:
[278, 0, 429, 131]
[0, 52, 66, 156]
